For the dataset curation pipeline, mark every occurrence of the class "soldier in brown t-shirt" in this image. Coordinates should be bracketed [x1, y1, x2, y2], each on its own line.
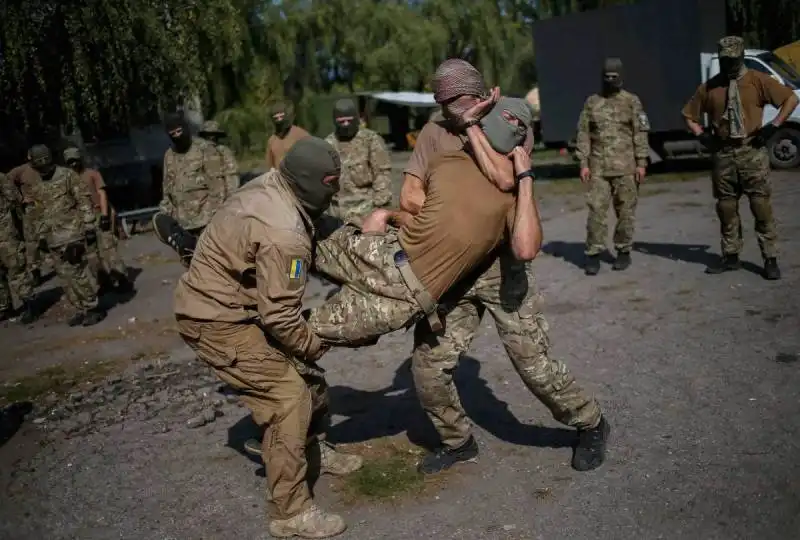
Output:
[682, 36, 799, 279]
[265, 101, 310, 169]
[64, 148, 133, 294]
[307, 97, 541, 347]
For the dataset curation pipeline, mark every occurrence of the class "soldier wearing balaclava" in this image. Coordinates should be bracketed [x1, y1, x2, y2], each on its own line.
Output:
[265, 101, 310, 169]
[173, 136, 362, 539]
[575, 56, 650, 276]
[682, 35, 799, 279]
[323, 98, 392, 224]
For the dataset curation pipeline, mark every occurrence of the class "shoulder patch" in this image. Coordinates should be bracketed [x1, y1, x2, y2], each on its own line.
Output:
[289, 258, 304, 280]
[637, 112, 651, 131]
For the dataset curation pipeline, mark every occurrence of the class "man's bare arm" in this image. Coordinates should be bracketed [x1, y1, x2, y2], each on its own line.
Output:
[399, 173, 426, 214]
[774, 93, 799, 125]
[685, 118, 704, 136]
[508, 147, 542, 261]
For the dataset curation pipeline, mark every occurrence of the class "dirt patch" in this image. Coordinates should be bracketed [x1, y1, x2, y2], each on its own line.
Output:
[331, 435, 452, 505]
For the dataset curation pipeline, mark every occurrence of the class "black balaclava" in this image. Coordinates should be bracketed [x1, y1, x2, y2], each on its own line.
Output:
[165, 113, 193, 154]
[64, 147, 85, 173]
[602, 57, 624, 95]
[271, 102, 293, 138]
[29, 144, 56, 179]
[333, 99, 360, 141]
[279, 137, 341, 220]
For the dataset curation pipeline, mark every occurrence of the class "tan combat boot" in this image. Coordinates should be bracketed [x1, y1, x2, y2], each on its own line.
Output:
[318, 441, 363, 476]
[268, 504, 346, 538]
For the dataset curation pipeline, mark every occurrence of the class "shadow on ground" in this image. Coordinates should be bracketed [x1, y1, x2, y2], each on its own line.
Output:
[0, 401, 33, 449]
[533, 155, 710, 180]
[542, 240, 764, 275]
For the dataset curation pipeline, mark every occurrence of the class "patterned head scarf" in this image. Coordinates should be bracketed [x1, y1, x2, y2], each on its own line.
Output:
[432, 59, 487, 103]
[717, 36, 747, 139]
[718, 36, 745, 58]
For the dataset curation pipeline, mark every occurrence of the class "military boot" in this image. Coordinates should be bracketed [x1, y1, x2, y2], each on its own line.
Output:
[153, 213, 196, 267]
[317, 441, 363, 476]
[571, 415, 610, 471]
[18, 300, 38, 325]
[418, 435, 479, 475]
[705, 254, 741, 274]
[268, 505, 346, 539]
[763, 258, 781, 280]
[111, 270, 135, 294]
[0, 308, 12, 323]
[30, 269, 42, 287]
[584, 254, 601, 276]
[82, 308, 107, 327]
[612, 251, 631, 271]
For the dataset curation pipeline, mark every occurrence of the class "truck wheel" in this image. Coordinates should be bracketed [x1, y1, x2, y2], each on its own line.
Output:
[768, 127, 800, 169]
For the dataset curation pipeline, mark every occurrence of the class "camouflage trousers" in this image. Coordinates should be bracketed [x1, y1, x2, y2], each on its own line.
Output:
[711, 145, 777, 258]
[0, 240, 30, 311]
[585, 174, 639, 256]
[412, 250, 602, 448]
[176, 318, 329, 520]
[21, 212, 42, 275]
[92, 214, 127, 276]
[50, 241, 100, 312]
[307, 225, 424, 345]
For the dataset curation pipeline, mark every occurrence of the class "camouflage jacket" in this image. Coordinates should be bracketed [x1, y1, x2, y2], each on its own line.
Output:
[209, 142, 240, 201]
[575, 89, 650, 176]
[324, 127, 392, 221]
[0, 173, 21, 244]
[159, 137, 229, 230]
[33, 166, 96, 249]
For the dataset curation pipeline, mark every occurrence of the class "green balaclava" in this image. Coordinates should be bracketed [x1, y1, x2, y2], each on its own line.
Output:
[29, 144, 56, 179]
[279, 137, 342, 219]
[333, 99, 360, 141]
[602, 57, 624, 95]
[271, 102, 294, 137]
[165, 113, 193, 153]
[63, 147, 85, 172]
[479, 97, 532, 155]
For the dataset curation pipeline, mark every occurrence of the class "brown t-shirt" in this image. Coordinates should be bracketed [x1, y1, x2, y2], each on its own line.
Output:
[682, 70, 795, 139]
[398, 151, 516, 300]
[266, 125, 310, 169]
[80, 168, 105, 210]
[404, 119, 534, 181]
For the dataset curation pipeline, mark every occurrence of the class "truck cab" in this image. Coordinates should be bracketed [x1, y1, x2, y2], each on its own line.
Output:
[702, 49, 800, 168]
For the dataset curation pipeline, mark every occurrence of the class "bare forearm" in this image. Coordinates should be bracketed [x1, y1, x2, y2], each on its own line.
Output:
[510, 178, 542, 261]
[465, 125, 515, 191]
[775, 95, 799, 125]
[685, 118, 704, 136]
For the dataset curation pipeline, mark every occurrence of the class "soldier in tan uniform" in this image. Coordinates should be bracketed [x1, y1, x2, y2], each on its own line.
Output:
[324, 99, 392, 223]
[682, 36, 798, 279]
[64, 147, 133, 294]
[576, 57, 650, 275]
[266, 102, 310, 169]
[174, 137, 362, 539]
[197, 121, 241, 200]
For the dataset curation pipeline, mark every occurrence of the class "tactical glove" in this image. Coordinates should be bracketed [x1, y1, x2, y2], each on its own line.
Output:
[99, 215, 111, 231]
[753, 123, 779, 148]
[697, 132, 714, 151]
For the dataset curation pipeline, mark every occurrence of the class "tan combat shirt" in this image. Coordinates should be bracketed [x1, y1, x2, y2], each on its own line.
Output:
[173, 170, 324, 361]
[575, 89, 650, 176]
[682, 70, 795, 139]
[266, 125, 310, 169]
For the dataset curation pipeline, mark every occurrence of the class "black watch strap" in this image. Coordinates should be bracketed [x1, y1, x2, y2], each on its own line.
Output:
[515, 169, 535, 183]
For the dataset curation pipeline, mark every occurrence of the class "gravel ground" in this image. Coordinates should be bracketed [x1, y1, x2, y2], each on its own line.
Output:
[1, 168, 799, 540]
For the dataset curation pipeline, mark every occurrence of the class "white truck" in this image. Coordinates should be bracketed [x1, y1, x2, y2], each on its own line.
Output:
[533, 0, 800, 169]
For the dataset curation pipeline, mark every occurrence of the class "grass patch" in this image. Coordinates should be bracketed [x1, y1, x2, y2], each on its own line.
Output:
[333, 435, 446, 504]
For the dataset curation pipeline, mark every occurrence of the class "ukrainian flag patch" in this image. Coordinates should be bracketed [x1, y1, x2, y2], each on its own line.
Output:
[289, 258, 303, 280]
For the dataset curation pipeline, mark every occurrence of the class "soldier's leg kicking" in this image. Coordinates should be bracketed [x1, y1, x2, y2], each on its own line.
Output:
[610, 174, 638, 271]
[584, 176, 612, 275]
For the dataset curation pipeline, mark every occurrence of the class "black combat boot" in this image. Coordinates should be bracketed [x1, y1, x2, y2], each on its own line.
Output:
[763, 258, 781, 280]
[572, 415, 610, 472]
[418, 435, 479, 475]
[30, 269, 41, 287]
[705, 254, 741, 274]
[18, 300, 38, 325]
[584, 254, 601, 276]
[0, 308, 11, 322]
[244, 438, 261, 457]
[67, 311, 86, 327]
[612, 251, 632, 271]
[111, 270, 135, 294]
[81, 308, 107, 327]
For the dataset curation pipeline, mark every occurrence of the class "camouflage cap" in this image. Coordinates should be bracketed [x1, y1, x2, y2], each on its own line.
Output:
[199, 120, 224, 135]
[63, 147, 82, 161]
[718, 36, 745, 58]
[29, 144, 52, 167]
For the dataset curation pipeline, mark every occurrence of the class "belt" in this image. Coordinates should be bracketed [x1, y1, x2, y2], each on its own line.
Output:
[393, 250, 442, 332]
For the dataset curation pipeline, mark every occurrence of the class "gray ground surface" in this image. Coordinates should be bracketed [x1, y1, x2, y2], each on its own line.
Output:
[1, 163, 799, 540]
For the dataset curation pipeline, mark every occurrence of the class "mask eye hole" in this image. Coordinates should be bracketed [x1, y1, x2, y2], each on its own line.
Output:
[169, 127, 183, 138]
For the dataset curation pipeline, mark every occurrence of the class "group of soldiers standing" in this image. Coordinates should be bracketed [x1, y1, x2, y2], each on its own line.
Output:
[576, 36, 798, 279]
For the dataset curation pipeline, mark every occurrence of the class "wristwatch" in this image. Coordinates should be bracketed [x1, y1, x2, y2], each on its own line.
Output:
[463, 118, 480, 129]
[515, 169, 535, 183]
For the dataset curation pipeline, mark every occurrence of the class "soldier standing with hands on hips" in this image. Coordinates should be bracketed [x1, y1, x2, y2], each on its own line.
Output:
[682, 36, 798, 280]
[576, 57, 650, 276]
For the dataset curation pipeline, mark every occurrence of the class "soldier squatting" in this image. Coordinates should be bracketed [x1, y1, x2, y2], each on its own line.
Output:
[1, 34, 796, 540]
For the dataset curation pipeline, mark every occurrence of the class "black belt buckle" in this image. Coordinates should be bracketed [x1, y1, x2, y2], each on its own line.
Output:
[393, 250, 408, 266]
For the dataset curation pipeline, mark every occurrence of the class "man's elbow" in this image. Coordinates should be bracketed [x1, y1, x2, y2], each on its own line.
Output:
[512, 239, 542, 262]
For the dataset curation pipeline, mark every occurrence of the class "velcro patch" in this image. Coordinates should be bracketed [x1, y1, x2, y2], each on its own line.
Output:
[638, 113, 651, 130]
[289, 258, 304, 280]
